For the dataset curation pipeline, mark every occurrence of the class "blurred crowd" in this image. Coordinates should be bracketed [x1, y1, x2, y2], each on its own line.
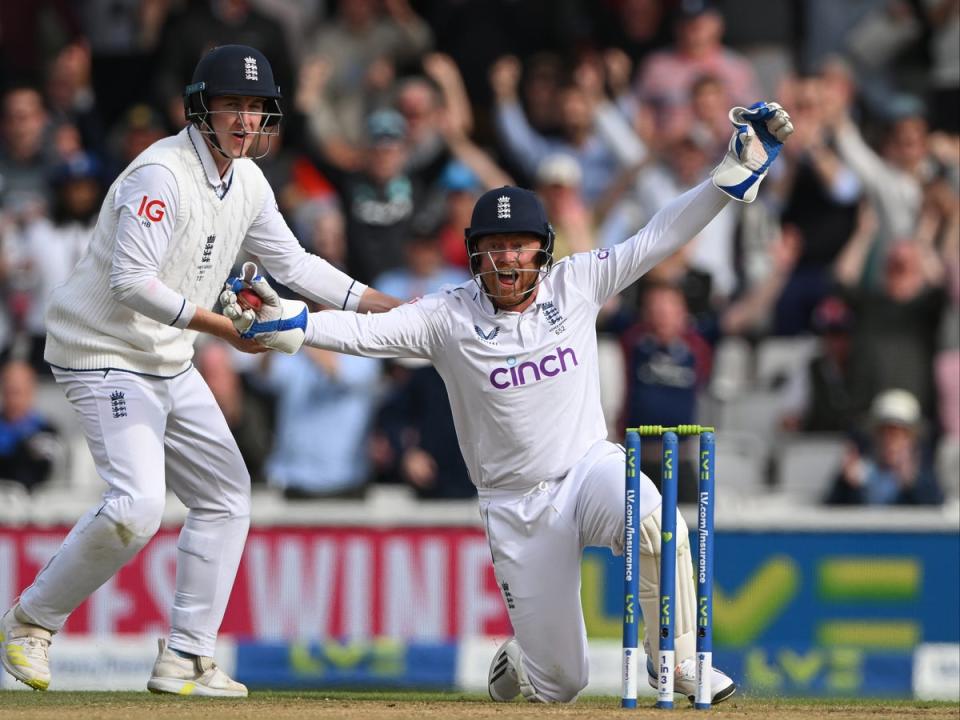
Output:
[0, 0, 957, 506]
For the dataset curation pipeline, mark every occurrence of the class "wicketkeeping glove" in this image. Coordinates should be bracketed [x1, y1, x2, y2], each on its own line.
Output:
[220, 261, 308, 354]
[711, 101, 793, 203]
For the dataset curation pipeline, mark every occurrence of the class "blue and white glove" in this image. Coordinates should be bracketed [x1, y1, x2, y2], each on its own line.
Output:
[711, 101, 793, 203]
[219, 261, 308, 355]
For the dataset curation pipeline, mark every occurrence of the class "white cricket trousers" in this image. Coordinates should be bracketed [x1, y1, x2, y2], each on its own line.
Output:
[479, 439, 695, 703]
[18, 367, 250, 656]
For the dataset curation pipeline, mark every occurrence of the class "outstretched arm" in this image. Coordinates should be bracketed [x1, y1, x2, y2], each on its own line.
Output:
[222, 264, 443, 358]
[571, 102, 794, 305]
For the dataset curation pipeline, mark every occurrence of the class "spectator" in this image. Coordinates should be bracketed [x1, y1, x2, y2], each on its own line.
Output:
[634, 0, 760, 138]
[394, 72, 450, 178]
[375, 231, 470, 301]
[2, 152, 102, 374]
[262, 338, 381, 499]
[830, 105, 952, 286]
[105, 103, 167, 181]
[597, 0, 671, 66]
[307, 108, 420, 284]
[925, 0, 960, 133]
[394, 52, 513, 228]
[770, 72, 862, 334]
[780, 295, 858, 433]
[0, 360, 60, 492]
[516, 52, 565, 138]
[375, 359, 475, 500]
[619, 281, 712, 502]
[433, 161, 484, 270]
[195, 341, 272, 486]
[489, 55, 627, 203]
[44, 41, 105, 158]
[259, 198, 381, 498]
[935, 202, 960, 441]
[535, 153, 594, 260]
[681, 73, 736, 158]
[78, 0, 173, 124]
[0, 86, 54, 215]
[153, 0, 294, 130]
[825, 388, 943, 505]
[834, 202, 946, 421]
[298, 0, 432, 150]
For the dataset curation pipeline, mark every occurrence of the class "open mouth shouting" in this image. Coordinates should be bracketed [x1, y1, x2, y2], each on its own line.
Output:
[496, 269, 519, 288]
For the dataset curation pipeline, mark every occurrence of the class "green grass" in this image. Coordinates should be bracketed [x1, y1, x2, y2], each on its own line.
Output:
[0, 689, 956, 705]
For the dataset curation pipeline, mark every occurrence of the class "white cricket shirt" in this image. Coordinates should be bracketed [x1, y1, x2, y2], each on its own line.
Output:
[305, 180, 729, 491]
[45, 125, 366, 376]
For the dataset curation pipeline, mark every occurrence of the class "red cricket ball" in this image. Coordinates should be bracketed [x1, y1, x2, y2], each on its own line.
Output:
[237, 288, 262, 312]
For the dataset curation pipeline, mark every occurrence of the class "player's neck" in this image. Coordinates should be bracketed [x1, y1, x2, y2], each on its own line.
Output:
[212, 151, 233, 178]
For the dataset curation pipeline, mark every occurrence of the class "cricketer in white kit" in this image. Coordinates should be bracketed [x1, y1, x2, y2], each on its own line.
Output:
[0, 45, 397, 696]
[222, 102, 793, 703]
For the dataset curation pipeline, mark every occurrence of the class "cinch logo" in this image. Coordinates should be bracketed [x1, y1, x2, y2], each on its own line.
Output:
[489, 346, 578, 389]
[137, 196, 166, 223]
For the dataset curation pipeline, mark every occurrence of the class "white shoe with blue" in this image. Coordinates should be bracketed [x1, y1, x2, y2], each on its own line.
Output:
[647, 655, 736, 705]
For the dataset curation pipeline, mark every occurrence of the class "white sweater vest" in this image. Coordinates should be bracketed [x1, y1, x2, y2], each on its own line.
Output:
[44, 128, 267, 376]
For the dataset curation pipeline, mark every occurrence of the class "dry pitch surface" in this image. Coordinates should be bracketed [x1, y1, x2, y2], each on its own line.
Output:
[1, 692, 958, 720]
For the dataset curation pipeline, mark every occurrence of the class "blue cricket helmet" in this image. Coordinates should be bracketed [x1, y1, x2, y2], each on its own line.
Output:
[183, 44, 282, 128]
[464, 186, 555, 274]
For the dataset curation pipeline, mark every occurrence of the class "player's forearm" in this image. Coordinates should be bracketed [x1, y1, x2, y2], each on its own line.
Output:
[304, 307, 430, 360]
[188, 306, 246, 342]
[109, 274, 196, 329]
[357, 287, 403, 313]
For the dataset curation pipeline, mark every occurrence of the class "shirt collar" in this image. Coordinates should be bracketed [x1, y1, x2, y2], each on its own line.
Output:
[187, 125, 234, 195]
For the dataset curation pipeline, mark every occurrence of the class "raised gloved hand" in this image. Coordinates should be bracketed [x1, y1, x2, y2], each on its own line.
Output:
[220, 261, 308, 355]
[712, 101, 793, 203]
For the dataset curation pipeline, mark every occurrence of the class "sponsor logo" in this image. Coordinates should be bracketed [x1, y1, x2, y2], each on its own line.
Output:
[501, 582, 516, 610]
[488, 346, 578, 389]
[474, 324, 501, 343]
[196, 235, 216, 281]
[595, 248, 610, 260]
[110, 391, 127, 419]
[136, 196, 165, 224]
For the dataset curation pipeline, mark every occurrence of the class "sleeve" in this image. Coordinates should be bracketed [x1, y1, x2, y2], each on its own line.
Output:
[593, 101, 647, 167]
[110, 164, 197, 329]
[494, 101, 553, 178]
[243, 182, 367, 311]
[565, 179, 730, 305]
[304, 294, 448, 360]
[834, 122, 896, 195]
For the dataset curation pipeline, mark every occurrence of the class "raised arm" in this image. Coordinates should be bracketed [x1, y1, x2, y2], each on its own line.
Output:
[571, 102, 794, 304]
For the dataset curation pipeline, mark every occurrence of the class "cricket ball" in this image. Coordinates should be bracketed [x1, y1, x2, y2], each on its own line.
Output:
[237, 288, 262, 312]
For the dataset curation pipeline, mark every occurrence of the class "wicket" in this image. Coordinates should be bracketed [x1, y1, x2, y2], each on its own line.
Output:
[621, 425, 716, 710]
